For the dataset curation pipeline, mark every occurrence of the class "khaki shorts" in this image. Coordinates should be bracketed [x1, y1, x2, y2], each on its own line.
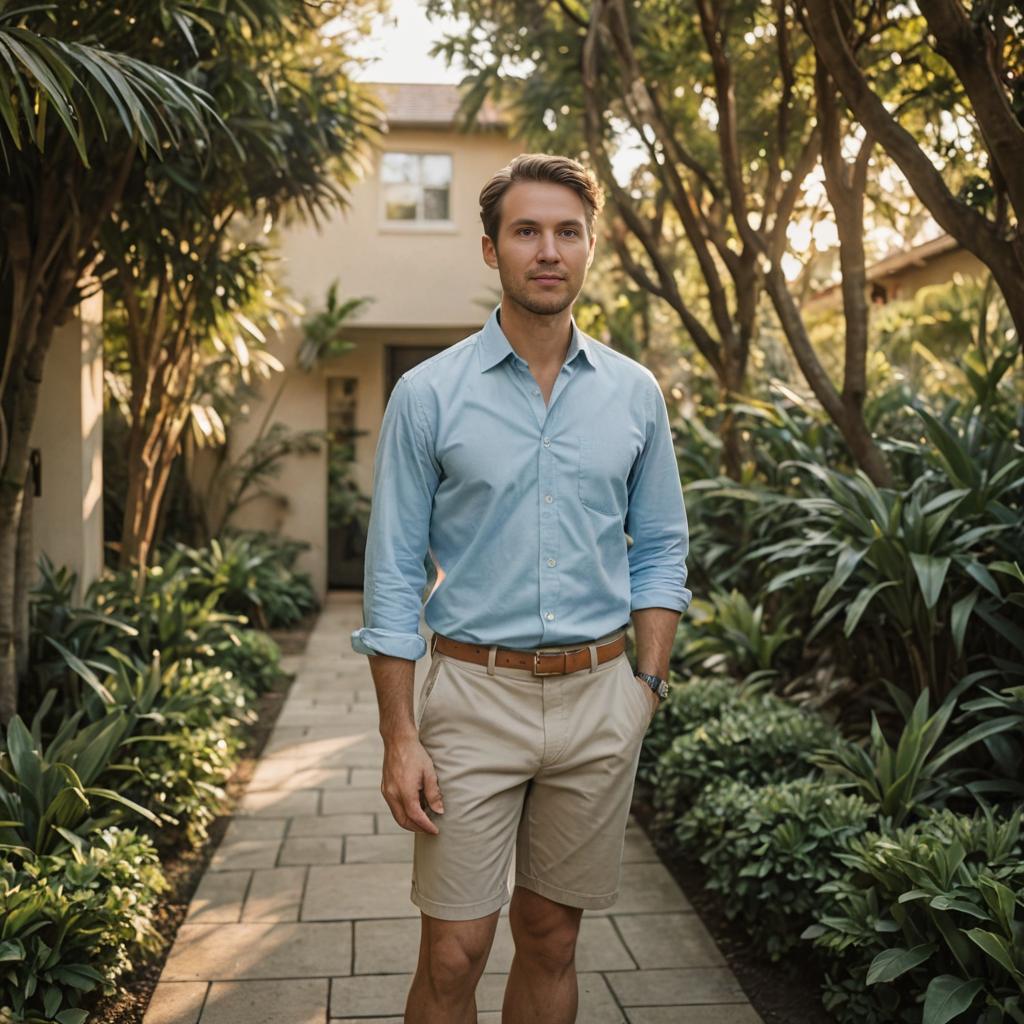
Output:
[411, 628, 654, 921]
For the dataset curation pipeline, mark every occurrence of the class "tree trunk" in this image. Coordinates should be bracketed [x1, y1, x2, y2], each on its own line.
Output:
[14, 458, 34, 686]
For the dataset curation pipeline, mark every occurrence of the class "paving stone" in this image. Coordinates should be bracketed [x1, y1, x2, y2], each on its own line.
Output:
[186, 871, 250, 924]
[375, 813, 408, 835]
[288, 813, 375, 838]
[162, 922, 352, 980]
[349, 768, 382, 787]
[241, 867, 306, 922]
[321, 787, 390, 815]
[209, 840, 281, 872]
[143, 981, 207, 1024]
[236, 788, 320, 818]
[606, 968, 748, 1006]
[262, 734, 384, 765]
[303, 863, 415, 920]
[220, 818, 286, 843]
[279, 836, 343, 865]
[345, 834, 413, 863]
[200, 979, 327, 1024]
[627, 1006, 763, 1024]
[614, 912, 726, 968]
[621, 828, 660, 863]
[330, 970, 617, 1019]
[353, 914, 632, 975]
[590, 862, 692, 915]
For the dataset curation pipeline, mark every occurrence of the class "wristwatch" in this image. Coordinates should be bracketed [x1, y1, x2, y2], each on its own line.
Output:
[635, 671, 669, 702]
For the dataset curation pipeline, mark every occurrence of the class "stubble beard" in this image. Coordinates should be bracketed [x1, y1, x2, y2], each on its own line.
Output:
[499, 268, 581, 318]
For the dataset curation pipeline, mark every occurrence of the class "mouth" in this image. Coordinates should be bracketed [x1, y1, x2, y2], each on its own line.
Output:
[530, 275, 566, 284]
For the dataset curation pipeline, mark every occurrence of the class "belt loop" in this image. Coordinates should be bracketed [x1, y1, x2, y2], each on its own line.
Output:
[487, 645, 498, 676]
[588, 643, 598, 672]
[430, 633, 438, 656]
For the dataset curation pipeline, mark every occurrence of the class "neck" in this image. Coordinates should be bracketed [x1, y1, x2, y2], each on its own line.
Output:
[498, 295, 574, 369]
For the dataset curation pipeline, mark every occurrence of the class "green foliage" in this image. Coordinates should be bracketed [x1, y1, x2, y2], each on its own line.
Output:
[677, 777, 875, 960]
[638, 675, 747, 786]
[0, 828, 165, 1023]
[0, 710, 158, 860]
[810, 682, 1024, 826]
[652, 691, 838, 828]
[803, 807, 1024, 1024]
[674, 588, 798, 684]
[115, 660, 255, 844]
[169, 531, 317, 630]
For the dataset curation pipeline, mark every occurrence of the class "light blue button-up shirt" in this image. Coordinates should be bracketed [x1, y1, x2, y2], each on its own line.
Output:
[351, 306, 691, 660]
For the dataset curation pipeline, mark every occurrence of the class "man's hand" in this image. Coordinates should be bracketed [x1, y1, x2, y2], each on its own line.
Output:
[381, 734, 444, 835]
[636, 675, 661, 717]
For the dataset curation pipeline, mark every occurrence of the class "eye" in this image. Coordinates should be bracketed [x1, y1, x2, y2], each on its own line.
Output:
[561, 229, 579, 238]
[517, 227, 536, 236]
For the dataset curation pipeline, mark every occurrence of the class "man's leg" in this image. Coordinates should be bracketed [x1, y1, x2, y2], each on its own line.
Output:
[405, 910, 500, 1023]
[502, 886, 584, 1024]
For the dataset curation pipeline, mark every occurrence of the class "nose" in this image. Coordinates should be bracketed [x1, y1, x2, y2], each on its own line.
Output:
[536, 230, 561, 262]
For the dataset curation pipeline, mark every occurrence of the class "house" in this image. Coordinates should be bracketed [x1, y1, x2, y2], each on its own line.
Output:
[805, 232, 986, 310]
[212, 83, 526, 599]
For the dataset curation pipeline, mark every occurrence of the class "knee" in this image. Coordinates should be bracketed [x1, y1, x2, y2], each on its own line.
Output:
[510, 900, 581, 972]
[424, 933, 489, 998]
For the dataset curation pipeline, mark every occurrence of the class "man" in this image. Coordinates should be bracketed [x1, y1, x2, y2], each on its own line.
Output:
[351, 153, 691, 1024]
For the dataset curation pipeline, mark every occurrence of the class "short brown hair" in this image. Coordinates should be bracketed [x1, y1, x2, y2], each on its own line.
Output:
[479, 153, 604, 244]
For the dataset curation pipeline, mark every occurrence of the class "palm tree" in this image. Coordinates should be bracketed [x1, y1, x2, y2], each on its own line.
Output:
[0, 2, 216, 722]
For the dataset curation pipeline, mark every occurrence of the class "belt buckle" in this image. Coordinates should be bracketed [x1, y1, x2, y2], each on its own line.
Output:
[533, 650, 567, 676]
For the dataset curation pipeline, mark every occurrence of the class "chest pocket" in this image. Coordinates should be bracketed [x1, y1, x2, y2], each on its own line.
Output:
[578, 435, 636, 517]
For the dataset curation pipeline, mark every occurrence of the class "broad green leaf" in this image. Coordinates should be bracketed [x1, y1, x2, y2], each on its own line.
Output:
[965, 929, 1024, 981]
[910, 553, 951, 610]
[923, 975, 984, 1024]
[867, 943, 936, 984]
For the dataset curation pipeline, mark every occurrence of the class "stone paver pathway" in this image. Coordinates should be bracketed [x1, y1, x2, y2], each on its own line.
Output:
[144, 593, 763, 1024]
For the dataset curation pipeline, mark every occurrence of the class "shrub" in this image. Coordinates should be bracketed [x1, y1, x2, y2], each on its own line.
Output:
[638, 675, 745, 786]
[652, 693, 837, 827]
[0, 828, 165, 1023]
[677, 777, 875, 960]
[803, 806, 1024, 1024]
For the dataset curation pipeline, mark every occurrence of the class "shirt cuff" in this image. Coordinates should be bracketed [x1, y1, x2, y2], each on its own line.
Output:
[630, 585, 693, 616]
[351, 627, 428, 661]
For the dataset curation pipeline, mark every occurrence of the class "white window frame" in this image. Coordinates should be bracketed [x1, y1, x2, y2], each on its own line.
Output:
[378, 150, 455, 232]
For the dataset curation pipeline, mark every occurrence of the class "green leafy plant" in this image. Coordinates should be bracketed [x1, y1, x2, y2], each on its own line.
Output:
[803, 806, 1024, 1024]
[652, 693, 837, 827]
[0, 828, 165, 1023]
[809, 681, 1024, 826]
[677, 777, 875, 960]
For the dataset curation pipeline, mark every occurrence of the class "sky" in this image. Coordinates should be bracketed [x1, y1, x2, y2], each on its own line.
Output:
[349, 0, 467, 84]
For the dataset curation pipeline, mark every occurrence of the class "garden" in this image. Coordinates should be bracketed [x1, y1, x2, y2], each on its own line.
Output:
[2, 1, 1023, 1023]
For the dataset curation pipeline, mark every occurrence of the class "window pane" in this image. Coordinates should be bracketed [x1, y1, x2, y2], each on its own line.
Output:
[420, 154, 452, 188]
[380, 152, 419, 185]
[422, 187, 450, 221]
[384, 183, 418, 220]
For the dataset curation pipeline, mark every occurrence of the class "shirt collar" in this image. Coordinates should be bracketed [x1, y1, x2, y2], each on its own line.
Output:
[477, 304, 596, 373]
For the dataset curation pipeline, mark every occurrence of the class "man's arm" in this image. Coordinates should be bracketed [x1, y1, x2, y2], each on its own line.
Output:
[625, 378, 692, 701]
[350, 375, 443, 834]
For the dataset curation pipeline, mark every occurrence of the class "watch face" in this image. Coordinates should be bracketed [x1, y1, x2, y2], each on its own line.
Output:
[657, 680, 670, 700]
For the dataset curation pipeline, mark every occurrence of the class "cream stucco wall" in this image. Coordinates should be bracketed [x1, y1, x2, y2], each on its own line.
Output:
[214, 126, 525, 599]
[29, 293, 105, 600]
[278, 128, 522, 325]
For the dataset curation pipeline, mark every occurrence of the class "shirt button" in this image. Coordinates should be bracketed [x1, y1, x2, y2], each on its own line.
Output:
[547, 558, 556, 567]
[533, 389, 540, 396]
[543, 437, 551, 447]
[545, 611, 555, 621]
[544, 494, 553, 504]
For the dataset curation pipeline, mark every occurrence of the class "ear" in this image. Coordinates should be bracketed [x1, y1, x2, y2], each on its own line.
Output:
[482, 233, 499, 270]
[585, 228, 597, 269]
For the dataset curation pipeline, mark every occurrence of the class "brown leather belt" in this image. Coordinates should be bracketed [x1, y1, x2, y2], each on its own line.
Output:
[430, 632, 627, 676]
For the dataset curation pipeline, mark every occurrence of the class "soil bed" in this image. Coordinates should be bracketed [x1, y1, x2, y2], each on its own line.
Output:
[632, 793, 834, 1024]
[88, 613, 316, 1024]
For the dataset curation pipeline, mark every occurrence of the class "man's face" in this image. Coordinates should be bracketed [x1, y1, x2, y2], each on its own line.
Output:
[482, 180, 596, 318]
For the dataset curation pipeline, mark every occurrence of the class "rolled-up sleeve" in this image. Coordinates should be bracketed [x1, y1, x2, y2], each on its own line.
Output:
[625, 380, 692, 615]
[351, 375, 440, 660]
